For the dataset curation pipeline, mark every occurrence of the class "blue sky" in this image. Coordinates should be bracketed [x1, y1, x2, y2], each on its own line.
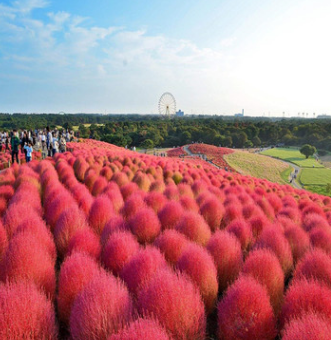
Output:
[0, 0, 330, 115]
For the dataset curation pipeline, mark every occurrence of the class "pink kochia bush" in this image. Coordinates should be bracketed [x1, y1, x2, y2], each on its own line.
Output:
[158, 201, 184, 230]
[176, 243, 218, 313]
[282, 312, 331, 340]
[100, 215, 126, 247]
[70, 272, 133, 340]
[241, 249, 284, 314]
[0, 281, 58, 340]
[154, 229, 189, 265]
[280, 278, 331, 329]
[175, 211, 211, 246]
[54, 205, 89, 257]
[226, 218, 253, 251]
[0, 232, 56, 299]
[292, 249, 331, 289]
[0, 221, 8, 261]
[217, 276, 277, 340]
[102, 230, 140, 275]
[254, 225, 293, 277]
[89, 195, 114, 235]
[200, 196, 224, 232]
[137, 269, 206, 340]
[120, 247, 167, 296]
[284, 224, 310, 264]
[108, 318, 173, 340]
[57, 252, 101, 325]
[207, 230, 243, 292]
[66, 227, 101, 260]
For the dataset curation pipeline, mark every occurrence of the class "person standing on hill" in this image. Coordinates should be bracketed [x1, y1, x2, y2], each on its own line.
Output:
[10, 130, 20, 164]
[21, 131, 29, 162]
[23, 141, 33, 163]
[46, 126, 53, 157]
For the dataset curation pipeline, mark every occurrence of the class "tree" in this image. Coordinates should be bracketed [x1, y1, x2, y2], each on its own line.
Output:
[300, 144, 316, 159]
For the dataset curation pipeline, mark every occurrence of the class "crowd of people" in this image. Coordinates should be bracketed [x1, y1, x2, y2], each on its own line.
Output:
[0, 127, 74, 165]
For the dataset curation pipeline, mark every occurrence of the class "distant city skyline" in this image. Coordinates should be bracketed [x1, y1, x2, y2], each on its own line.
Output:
[0, 0, 330, 116]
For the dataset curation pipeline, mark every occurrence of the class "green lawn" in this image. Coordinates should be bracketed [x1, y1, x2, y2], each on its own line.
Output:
[261, 148, 323, 168]
[299, 168, 331, 186]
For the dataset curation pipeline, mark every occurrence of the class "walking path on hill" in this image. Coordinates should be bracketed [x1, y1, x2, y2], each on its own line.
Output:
[183, 145, 221, 170]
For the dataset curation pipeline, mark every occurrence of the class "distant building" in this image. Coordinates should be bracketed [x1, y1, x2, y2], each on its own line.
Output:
[234, 109, 244, 117]
[176, 109, 184, 117]
[317, 114, 331, 119]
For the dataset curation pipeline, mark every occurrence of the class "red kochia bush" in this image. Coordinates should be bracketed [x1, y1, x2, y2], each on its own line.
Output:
[89, 195, 114, 235]
[284, 224, 310, 264]
[0, 232, 56, 299]
[109, 318, 173, 340]
[176, 243, 218, 313]
[226, 218, 253, 251]
[282, 312, 331, 340]
[101, 215, 126, 247]
[293, 249, 331, 289]
[280, 278, 331, 329]
[175, 211, 211, 246]
[302, 213, 330, 232]
[0, 221, 8, 261]
[158, 201, 184, 230]
[67, 228, 101, 260]
[207, 230, 243, 292]
[70, 272, 133, 340]
[137, 269, 206, 340]
[154, 229, 189, 265]
[91, 176, 108, 196]
[309, 227, 331, 254]
[254, 225, 293, 277]
[57, 252, 101, 325]
[179, 195, 200, 212]
[54, 205, 89, 258]
[120, 247, 167, 296]
[144, 191, 167, 213]
[217, 276, 277, 340]
[242, 249, 284, 314]
[0, 281, 58, 340]
[200, 197, 224, 232]
[122, 193, 147, 219]
[102, 231, 139, 275]
[128, 207, 161, 244]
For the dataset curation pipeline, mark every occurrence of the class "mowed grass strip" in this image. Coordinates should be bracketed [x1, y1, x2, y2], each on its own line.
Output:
[224, 151, 291, 184]
[299, 168, 331, 186]
[261, 148, 323, 168]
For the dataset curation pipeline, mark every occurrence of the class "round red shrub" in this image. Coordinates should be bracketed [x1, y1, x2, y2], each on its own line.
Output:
[104, 184, 124, 213]
[309, 227, 331, 254]
[282, 312, 331, 340]
[120, 247, 167, 296]
[179, 195, 200, 212]
[67, 228, 101, 260]
[254, 225, 293, 277]
[89, 195, 115, 235]
[242, 249, 284, 314]
[154, 229, 189, 265]
[164, 184, 179, 200]
[158, 201, 184, 230]
[280, 278, 331, 329]
[175, 211, 211, 246]
[57, 252, 101, 324]
[200, 197, 224, 232]
[302, 213, 330, 232]
[54, 205, 89, 257]
[217, 276, 277, 340]
[207, 230, 243, 292]
[137, 269, 206, 340]
[293, 249, 331, 289]
[144, 191, 167, 213]
[176, 243, 218, 313]
[70, 272, 133, 340]
[122, 193, 147, 219]
[112, 171, 130, 187]
[284, 224, 310, 264]
[0, 281, 58, 340]
[128, 207, 161, 244]
[102, 230, 139, 275]
[0, 185, 14, 202]
[0, 221, 8, 261]
[0, 232, 56, 299]
[226, 218, 253, 251]
[91, 176, 108, 196]
[101, 215, 126, 247]
[223, 203, 243, 226]
[109, 318, 173, 340]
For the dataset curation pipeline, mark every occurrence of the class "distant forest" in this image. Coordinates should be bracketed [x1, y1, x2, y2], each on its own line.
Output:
[1, 113, 331, 152]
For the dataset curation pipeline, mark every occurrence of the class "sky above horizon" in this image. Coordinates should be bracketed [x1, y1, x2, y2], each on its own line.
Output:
[0, 0, 330, 116]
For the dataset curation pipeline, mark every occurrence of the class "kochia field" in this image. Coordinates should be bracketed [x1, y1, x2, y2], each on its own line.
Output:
[0, 139, 331, 340]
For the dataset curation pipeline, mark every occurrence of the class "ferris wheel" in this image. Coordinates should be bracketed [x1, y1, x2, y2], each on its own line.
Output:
[158, 92, 176, 117]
